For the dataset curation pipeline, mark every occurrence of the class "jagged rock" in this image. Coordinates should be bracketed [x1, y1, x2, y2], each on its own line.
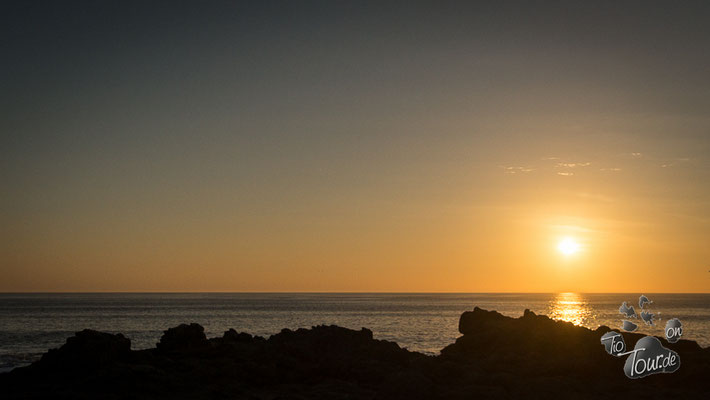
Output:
[2, 310, 709, 399]
[458, 306, 515, 335]
[222, 328, 255, 343]
[156, 323, 207, 352]
[39, 329, 131, 368]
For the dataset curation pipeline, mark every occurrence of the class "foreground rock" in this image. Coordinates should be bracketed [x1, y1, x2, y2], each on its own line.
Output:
[1, 308, 708, 399]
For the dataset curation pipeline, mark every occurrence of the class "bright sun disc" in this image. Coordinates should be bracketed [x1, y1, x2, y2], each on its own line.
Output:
[557, 238, 581, 255]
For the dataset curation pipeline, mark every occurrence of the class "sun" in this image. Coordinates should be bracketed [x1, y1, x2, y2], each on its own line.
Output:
[557, 237, 581, 256]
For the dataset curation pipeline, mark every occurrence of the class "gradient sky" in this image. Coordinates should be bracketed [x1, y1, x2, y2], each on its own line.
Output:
[2, 1, 710, 292]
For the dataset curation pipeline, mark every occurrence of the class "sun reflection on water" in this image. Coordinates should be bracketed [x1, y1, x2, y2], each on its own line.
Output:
[548, 293, 593, 326]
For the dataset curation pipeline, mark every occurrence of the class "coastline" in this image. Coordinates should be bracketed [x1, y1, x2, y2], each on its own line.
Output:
[2, 307, 708, 399]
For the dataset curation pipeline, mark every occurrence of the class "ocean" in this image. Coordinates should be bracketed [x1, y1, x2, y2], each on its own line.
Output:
[1, 292, 708, 372]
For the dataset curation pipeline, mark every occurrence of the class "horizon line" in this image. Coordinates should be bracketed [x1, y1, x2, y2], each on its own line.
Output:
[1, 291, 709, 294]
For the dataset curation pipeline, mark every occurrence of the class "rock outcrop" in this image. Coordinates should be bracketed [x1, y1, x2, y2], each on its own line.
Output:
[156, 323, 208, 352]
[1, 308, 708, 399]
[36, 329, 131, 369]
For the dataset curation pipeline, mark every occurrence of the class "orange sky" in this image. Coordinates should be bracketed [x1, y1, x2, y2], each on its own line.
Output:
[2, 3, 710, 292]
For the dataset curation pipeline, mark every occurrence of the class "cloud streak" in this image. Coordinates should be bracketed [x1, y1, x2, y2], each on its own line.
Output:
[556, 162, 591, 168]
[502, 166, 534, 174]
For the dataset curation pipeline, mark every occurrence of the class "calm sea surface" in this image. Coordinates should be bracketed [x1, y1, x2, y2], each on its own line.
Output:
[1, 293, 708, 372]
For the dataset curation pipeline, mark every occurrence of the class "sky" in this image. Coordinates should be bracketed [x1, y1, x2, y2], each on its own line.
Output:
[2, 1, 710, 292]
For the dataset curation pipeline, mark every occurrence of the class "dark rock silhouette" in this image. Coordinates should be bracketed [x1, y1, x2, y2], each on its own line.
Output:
[38, 329, 131, 369]
[156, 323, 208, 352]
[2, 308, 709, 399]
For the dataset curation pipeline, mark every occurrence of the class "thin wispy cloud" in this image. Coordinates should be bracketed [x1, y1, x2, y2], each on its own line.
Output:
[661, 158, 692, 168]
[501, 153, 694, 177]
[502, 166, 534, 174]
[556, 162, 591, 168]
[620, 152, 694, 168]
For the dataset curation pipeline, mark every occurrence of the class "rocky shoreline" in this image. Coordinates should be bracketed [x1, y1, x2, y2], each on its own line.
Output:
[1, 307, 708, 399]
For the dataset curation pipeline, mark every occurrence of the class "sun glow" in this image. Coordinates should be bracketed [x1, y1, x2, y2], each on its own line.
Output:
[557, 237, 581, 256]
[548, 293, 591, 326]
